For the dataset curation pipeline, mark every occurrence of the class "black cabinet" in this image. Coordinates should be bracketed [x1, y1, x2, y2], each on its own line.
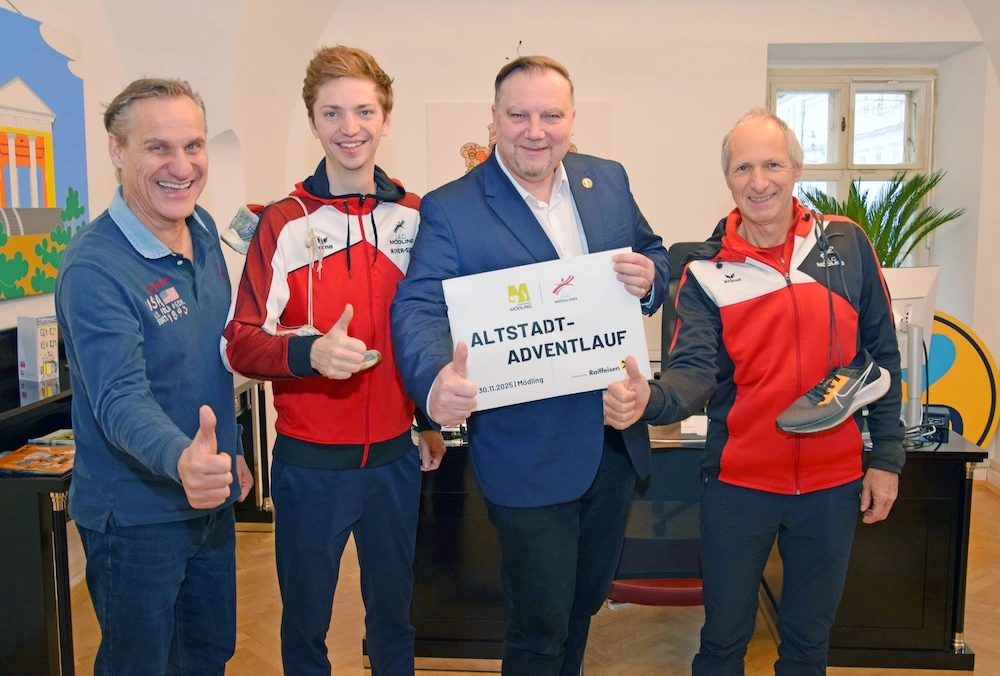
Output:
[233, 377, 273, 530]
[0, 338, 270, 674]
[410, 443, 505, 668]
[0, 393, 74, 675]
[761, 443, 986, 670]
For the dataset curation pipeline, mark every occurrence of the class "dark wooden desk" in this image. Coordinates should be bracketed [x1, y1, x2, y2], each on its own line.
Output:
[409, 431, 986, 670]
[0, 329, 269, 674]
[406, 433, 704, 670]
[0, 366, 74, 675]
[760, 439, 987, 670]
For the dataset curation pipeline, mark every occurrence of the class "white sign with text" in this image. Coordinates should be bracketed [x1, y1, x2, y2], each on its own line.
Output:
[442, 248, 653, 411]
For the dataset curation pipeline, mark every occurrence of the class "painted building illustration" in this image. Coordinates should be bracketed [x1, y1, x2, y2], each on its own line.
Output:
[1, 77, 61, 235]
[0, 9, 88, 300]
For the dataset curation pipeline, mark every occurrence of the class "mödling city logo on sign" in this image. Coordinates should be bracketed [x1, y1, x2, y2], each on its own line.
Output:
[508, 283, 533, 312]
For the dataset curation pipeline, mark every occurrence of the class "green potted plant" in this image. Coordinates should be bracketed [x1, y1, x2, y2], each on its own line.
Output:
[800, 170, 965, 267]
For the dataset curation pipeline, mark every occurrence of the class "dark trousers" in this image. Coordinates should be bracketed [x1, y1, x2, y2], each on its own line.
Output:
[77, 507, 236, 676]
[271, 450, 421, 676]
[485, 436, 636, 676]
[693, 476, 862, 676]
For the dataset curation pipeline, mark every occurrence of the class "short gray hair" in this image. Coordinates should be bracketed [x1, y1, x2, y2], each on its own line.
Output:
[104, 78, 207, 145]
[720, 107, 803, 174]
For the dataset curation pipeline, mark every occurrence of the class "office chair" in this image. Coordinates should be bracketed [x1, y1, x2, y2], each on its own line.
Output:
[607, 241, 706, 608]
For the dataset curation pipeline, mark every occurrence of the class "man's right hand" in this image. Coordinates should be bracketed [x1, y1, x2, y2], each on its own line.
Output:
[177, 405, 233, 509]
[603, 355, 651, 430]
[310, 304, 368, 379]
[428, 341, 478, 426]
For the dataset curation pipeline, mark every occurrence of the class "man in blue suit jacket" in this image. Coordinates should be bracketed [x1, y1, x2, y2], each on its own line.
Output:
[391, 56, 669, 676]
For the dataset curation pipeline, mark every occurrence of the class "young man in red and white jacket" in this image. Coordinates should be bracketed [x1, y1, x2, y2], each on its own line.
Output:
[222, 46, 443, 676]
[605, 109, 905, 675]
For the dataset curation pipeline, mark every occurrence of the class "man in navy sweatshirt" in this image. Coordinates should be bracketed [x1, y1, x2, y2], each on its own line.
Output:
[55, 78, 252, 676]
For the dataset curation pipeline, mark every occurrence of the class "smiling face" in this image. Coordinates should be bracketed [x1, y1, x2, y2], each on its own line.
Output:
[724, 117, 802, 236]
[109, 96, 207, 235]
[308, 76, 391, 194]
[491, 68, 575, 200]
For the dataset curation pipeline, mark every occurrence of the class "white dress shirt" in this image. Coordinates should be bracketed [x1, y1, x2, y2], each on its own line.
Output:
[495, 151, 589, 259]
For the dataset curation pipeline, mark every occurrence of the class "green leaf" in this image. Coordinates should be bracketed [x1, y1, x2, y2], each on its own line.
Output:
[799, 170, 964, 267]
[34, 238, 64, 269]
[51, 222, 72, 246]
[60, 186, 85, 223]
[0, 279, 26, 299]
[30, 267, 56, 294]
[0, 251, 30, 286]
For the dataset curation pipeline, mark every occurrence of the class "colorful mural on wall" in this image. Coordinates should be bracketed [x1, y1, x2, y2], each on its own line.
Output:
[0, 8, 88, 300]
[902, 311, 999, 448]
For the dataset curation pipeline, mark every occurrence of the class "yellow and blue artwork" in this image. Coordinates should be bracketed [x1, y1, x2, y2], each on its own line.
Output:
[0, 8, 88, 300]
[902, 311, 999, 448]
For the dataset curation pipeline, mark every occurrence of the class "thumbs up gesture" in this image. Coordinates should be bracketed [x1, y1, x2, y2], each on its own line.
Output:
[603, 355, 651, 430]
[428, 341, 478, 426]
[177, 405, 234, 509]
[310, 304, 368, 379]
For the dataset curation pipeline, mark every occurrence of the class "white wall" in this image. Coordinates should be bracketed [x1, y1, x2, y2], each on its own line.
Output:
[933, 44, 986, 325]
[301, 0, 982, 357]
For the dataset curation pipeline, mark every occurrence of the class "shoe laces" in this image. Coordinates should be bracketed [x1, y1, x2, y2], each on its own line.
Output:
[805, 368, 842, 404]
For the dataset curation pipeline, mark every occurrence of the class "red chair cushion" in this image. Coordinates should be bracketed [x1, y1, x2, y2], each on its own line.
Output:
[608, 578, 703, 606]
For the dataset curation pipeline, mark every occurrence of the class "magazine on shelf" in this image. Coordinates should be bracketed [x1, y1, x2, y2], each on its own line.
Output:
[26, 429, 75, 447]
[0, 444, 76, 475]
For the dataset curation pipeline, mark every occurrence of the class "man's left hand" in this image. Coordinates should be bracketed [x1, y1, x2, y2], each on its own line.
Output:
[860, 467, 898, 524]
[236, 455, 254, 502]
[612, 252, 656, 300]
[418, 430, 446, 472]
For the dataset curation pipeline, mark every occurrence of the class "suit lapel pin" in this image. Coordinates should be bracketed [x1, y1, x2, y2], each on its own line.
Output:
[582, 178, 593, 189]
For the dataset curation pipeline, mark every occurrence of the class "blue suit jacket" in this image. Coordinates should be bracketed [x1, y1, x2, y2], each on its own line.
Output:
[391, 152, 669, 507]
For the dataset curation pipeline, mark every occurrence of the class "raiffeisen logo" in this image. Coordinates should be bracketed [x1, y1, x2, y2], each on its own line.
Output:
[507, 283, 533, 312]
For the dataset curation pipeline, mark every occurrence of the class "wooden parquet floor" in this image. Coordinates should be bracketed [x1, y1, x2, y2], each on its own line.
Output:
[71, 484, 1000, 675]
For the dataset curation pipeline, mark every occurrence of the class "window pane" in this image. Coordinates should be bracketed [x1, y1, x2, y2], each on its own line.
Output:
[776, 91, 836, 164]
[853, 91, 914, 164]
[795, 181, 837, 208]
[855, 180, 891, 202]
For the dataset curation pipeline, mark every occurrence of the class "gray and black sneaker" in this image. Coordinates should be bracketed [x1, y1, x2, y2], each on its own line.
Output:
[777, 349, 890, 434]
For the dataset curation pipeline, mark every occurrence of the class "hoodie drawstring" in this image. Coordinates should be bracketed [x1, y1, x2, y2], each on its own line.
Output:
[288, 194, 322, 333]
[369, 204, 380, 267]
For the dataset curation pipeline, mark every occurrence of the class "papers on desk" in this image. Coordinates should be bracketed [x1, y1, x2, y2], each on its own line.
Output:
[681, 415, 708, 437]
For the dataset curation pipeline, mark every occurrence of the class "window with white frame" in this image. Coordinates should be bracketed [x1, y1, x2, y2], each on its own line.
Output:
[767, 70, 935, 207]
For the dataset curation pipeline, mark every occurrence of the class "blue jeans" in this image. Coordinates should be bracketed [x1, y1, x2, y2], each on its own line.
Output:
[272, 449, 421, 676]
[77, 507, 236, 676]
[693, 476, 862, 676]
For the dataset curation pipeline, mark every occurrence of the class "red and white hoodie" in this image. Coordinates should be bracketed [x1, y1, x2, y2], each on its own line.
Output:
[223, 160, 422, 468]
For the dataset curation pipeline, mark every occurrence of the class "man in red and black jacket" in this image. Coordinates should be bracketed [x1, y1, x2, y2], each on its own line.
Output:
[605, 108, 904, 675]
[223, 46, 443, 676]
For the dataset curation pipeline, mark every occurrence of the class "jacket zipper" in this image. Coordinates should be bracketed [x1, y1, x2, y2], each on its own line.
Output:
[785, 269, 803, 495]
[357, 196, 373, 467]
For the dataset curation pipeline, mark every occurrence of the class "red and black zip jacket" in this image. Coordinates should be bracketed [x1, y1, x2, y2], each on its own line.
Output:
[646, 199, 905, 494]
[222, 160, 423, 469]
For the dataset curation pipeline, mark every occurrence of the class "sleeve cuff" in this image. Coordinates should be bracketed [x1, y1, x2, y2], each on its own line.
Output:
[414, 407, 440, 432]
[868, 439, 905, 474]
[287, 335, 323, 377]
[157, 434, 193, 484]
[641, 381, 667, 423]
[640, 284, 654, 313]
